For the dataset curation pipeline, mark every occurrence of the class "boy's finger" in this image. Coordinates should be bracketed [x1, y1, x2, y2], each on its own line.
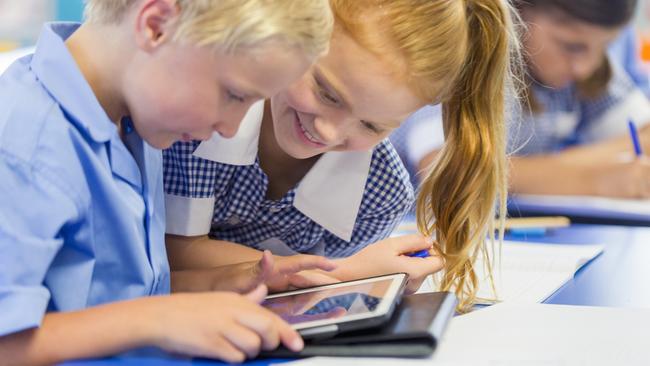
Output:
[223, 324, 263, 359]
[204, 337, 246, 364]
[275, 317, 304, 352]
[236, 311, 281, 351]
[244, 284, 268, 303]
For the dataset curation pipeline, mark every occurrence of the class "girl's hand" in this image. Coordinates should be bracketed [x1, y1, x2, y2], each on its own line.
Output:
[590, 157, 650, 199]
[265, 253, 340, 292]
[337, 234, 445, 293]
[149, 285, 302, 363]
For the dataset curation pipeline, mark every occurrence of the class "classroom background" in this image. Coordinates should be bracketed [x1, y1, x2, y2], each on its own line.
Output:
[0, 0, 84, 51]
[2, 1, 650, 59]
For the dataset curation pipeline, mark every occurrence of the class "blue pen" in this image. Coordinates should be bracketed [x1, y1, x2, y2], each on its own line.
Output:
[628, 119, 644, 157]
[408, 249, 430, 258]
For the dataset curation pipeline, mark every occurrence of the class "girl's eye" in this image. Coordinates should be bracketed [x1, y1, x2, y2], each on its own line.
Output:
[361, 120, 382, 134]
[227, 89, 245, 103]
[318, 87, 340, 105]
[561, 42, 586, 55]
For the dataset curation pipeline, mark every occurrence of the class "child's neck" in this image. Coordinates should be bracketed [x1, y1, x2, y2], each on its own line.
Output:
[258, 102, 320, 201]
[65, 23, 129, 127]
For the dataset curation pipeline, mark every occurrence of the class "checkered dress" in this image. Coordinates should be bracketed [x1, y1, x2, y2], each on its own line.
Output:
[391, 60, 649, 180]
[163, 139, 414, 258]
[510, 62, 647, 155]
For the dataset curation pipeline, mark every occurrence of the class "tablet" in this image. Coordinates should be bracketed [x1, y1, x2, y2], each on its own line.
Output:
[262, 273, 408, 338]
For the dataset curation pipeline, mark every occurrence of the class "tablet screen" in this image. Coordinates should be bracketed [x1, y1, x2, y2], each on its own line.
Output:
[262, 274, 406, 330]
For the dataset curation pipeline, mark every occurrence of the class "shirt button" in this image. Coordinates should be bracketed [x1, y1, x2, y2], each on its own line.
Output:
[269, 207, 282, 213]
[227, 215, 241, 225]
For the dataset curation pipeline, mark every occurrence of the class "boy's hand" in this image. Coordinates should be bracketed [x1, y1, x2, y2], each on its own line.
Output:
[336, 234, 445, 293]
[171, 250, 338, 294]
[148, 285, 303, 362]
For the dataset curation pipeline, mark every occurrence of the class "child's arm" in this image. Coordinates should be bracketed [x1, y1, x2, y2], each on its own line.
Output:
[328, 234, 444, 293]
[0, 286, 302, 365]
[416, 126, 650, 198]
[510, 126, 650, 198]
[166, 234, 265, 269]
[170, 249, 338, 293]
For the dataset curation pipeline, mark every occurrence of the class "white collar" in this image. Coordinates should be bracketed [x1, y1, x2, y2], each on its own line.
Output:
[193, 101, 373, 241]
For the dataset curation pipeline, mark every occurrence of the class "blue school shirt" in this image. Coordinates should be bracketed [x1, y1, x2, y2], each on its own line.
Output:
[509, 62, 650, 155]
[163, 102, 413, 258]
[608, 26, 650, 98]
[0, 23, 169, 337]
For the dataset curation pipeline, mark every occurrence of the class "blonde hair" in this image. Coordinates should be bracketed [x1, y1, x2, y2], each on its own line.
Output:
[84, 0, 333, 59]
[331, 0, 522, 312]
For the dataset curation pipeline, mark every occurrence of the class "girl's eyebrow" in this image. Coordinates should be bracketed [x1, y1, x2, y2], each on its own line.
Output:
[313, 68, 350, 108]
[314, 68, 402, 129]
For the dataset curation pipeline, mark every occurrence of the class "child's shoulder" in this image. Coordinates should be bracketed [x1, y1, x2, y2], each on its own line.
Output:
[362, 139, 414, 208]
[0, 57, 66, 162]
[368, 138, 412, 183]
[0, 57, 98, 198]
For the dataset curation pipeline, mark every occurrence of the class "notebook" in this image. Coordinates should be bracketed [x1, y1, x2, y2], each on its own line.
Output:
[416, 240, 604, 304]
[510, 194, 650, 223]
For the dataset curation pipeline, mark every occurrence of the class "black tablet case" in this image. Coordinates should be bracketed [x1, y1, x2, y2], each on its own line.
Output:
[260, 291, 457, 358]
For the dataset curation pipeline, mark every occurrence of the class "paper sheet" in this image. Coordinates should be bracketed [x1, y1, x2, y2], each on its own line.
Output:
[416, 241, 604, 304]
[512, 194, 650, 218]
[281, 303, 650, 366]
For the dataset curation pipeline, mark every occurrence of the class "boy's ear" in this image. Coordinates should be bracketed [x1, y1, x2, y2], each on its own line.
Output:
[134, 0, 179, 52]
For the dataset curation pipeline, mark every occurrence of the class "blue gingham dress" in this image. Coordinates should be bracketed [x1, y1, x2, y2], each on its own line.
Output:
[510, 63, 650, 155]
[391, 61, 650, 179]
[163, 139, 414, 258]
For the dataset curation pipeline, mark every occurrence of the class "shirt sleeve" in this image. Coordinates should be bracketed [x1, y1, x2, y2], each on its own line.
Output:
[579, 61, 650, 143]
[390, 105, 445, 173]
[322, 141, 415, 257]
[162, 141, 219, 236]
[0, 151, 79, 336]
[608, 26, 650, 98]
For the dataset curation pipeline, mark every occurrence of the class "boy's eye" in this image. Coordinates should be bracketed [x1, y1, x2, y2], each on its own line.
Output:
[226, 89, 246, 103]
[361, 120, 382, 134]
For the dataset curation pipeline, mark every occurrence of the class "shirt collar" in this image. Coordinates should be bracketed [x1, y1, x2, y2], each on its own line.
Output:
[30, 22, 115, 143]
[193, 101, 264, 165]
[193, 101, 373, 241]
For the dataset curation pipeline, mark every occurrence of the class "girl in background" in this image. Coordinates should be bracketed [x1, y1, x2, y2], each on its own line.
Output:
[392, 0, 650, 199]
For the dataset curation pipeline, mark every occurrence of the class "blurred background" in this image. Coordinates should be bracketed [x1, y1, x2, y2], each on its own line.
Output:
[0, 0, 84, 51]
[0, 0, 649, 60]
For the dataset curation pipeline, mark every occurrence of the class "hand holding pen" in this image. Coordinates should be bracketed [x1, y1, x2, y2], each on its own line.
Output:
[627, 119, 650, 198]
[628, 119, 644, 158]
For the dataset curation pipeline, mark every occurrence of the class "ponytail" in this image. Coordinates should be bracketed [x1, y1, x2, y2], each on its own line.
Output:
[416, 0, 522, 311]
[330, 0, 522, 311]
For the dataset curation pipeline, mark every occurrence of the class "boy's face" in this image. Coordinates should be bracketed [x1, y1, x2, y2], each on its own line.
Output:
[124, 42, 311, 149]
[522, 9, 622, 89]
[269, 28, 425, 160]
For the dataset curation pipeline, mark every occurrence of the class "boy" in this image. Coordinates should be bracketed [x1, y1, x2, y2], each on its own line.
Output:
[0, 0, 333, 363]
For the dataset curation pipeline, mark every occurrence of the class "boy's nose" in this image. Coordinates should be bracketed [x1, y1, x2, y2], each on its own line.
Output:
[215, 121, 239, 139]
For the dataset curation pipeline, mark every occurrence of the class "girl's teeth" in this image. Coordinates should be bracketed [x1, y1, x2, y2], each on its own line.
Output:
[299, 121, 319, 143]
